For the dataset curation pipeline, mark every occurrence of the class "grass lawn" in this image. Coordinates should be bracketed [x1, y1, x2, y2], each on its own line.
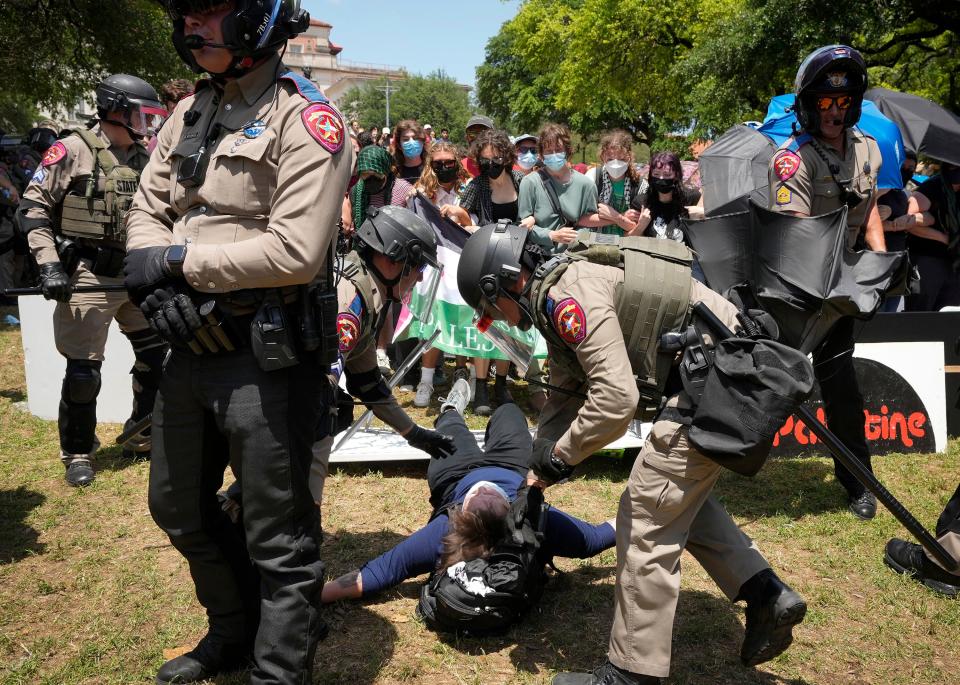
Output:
[0, 320, 957, 685]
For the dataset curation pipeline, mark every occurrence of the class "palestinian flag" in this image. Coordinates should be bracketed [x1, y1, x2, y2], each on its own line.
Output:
[399, 194, 547, 360]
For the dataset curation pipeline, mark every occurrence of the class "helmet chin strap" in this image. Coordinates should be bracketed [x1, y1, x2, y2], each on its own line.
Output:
[363, 253, 403, 301]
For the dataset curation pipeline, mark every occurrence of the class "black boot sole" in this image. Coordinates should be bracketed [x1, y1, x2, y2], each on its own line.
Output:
[741, 591, 807, 667]
[883, 551, 960, 597]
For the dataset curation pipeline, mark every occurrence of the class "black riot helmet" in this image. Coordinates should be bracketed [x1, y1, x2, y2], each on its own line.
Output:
[793, 45, 868, 134]
[457, 221, 543, 332]
[95, 74, 167, 137]
[26, 127, 58, 154]
[166, 0, 310, 75]
[355, 205, 440, 297]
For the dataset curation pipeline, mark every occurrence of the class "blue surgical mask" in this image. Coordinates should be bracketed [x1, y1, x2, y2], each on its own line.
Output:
[517, 151, 537, 170]
[401, 139, 424, 159]
[543, 152, 567, 172]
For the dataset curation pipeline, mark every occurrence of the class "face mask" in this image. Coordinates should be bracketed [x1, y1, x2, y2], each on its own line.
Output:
[651, 177, 675, 194]
[462, 480, 510, 512]
[543, 152, 567, 172]
[517, 151, 537, 170]
[481, 161, 505, 180]
[401, 139, 423, 159]
[604, 160, 628, 180]
[364, 176, 386, 194]
[435, 166, 458, 184]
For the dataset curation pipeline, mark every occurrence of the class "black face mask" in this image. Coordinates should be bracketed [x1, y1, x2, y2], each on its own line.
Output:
[651, 178, 675, 194]
[480, 160, 505, 180]
[364, 176, 386, 194]
[435, 166, 458, 184]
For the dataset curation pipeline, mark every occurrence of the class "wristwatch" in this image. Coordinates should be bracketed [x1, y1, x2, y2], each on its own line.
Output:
[165, 243, 188, 277]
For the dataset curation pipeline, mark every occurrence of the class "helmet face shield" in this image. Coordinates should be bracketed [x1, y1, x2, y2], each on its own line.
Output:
[474, 311, 534, 377]
[127, 102, 169, 137]
[164, 0, 225, 20]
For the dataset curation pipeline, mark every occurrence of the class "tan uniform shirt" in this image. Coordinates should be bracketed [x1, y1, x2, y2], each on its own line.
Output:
[768, 128, 882, 248]
[336, 273, 413, 433]
[126, 53, 353, 292]
[536, 260, 740, 465]
[22, 125, 149, 265]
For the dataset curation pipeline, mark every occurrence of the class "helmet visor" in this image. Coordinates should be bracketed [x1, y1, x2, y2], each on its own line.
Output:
[127, 103, 169, 137]
[474, 311, 534, 377]
[165, 0, 224, 20]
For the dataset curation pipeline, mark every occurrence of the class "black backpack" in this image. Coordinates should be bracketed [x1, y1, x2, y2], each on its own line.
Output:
[417, 486, 550, 636]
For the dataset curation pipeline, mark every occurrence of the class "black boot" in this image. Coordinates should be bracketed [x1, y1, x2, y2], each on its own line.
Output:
[64, 460, 95, 487]
[156, 633, 251, 684]
[848, 490, 877, 520]
[473, 380, 492, 416]
[737, 569, 807, 666]
[552, 660, 660, 685]
[884, 538, 960, 596]
[493, 374, 514, 406]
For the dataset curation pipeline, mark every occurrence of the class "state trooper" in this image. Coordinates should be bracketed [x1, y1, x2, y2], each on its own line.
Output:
[122, 0, 352, 683]
[769, 45, 885, 520]
[311, 205, 454, 508]
[16, 74, 168, 486]
[457, 223, 807, 685]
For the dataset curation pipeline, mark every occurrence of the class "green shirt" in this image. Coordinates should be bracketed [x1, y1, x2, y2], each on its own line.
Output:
[597, 178, 627, 236]
[518, 170, 598, 251]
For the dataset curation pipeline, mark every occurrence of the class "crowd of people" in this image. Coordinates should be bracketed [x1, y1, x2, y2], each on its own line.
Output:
[0, 1, 959, 684]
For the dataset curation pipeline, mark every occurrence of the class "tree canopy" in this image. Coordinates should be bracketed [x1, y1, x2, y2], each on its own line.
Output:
[0, 0, 188, 127]
[476, 0, 960, 147]
[340, 72, 474, 143]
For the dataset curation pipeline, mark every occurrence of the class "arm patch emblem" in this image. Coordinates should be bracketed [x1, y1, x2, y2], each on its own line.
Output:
[773, 150, 802, 181]
[337, 311, 361, 354]
[553, 297, 587, 345]
[301, 103, 344, 154]
[42, 142, 67, 167]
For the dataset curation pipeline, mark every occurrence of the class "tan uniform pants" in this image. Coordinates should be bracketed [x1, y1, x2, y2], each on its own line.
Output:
[54, 260, 148, 360]
[608, 420, 768, 678]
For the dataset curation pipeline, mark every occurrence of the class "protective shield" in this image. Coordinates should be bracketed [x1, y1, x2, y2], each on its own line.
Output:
[475, 312, 534, 377]
[685, 201, 909, 353]
[127, 103, 168, 137]
[697, 125, 777, 216]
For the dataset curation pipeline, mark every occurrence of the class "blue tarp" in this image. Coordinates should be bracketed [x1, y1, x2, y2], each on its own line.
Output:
[755, 94, 906, 190]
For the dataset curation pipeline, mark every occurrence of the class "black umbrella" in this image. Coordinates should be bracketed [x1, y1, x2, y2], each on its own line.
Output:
[697, 124, 777, 216]
[684, 201, 909, 353]
[865, 87, 960, 166]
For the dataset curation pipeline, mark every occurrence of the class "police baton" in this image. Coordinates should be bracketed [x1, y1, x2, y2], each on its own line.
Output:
[2, 284, 129, 297]
[691, 301, 959, 573]
[116, 413, 152, 448]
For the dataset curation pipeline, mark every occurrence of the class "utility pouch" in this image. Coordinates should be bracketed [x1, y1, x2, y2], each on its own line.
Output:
[53, 234, 80, 275]
[250, 292, 300, 372]
[315, 288, 339, 366]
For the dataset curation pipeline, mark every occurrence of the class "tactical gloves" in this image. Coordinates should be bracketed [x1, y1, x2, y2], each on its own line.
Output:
[123, 246, 177, 305]
[406, 425, 455, 459]
[140, 288, 204, 349]
[39, 262, 73, 302]
[529, 438, 574, 484]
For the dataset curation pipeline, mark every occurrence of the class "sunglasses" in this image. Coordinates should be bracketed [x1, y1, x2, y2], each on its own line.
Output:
[478, 157, 505, 166]
[517, 146, 537, 154]
[431, 159, 458, 171]
[815, 95, 853, 112]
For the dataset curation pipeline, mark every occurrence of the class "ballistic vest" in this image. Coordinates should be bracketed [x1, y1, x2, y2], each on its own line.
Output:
[529, 231, 693, 419]
[336, 251, 380, 359]
[56, 129, 144, 244]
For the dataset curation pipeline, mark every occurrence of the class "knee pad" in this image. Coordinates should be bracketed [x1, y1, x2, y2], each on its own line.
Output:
[63, 359, 102, 405]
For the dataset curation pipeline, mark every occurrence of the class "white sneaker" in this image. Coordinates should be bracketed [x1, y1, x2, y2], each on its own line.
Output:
[376, 349, 392, 376]
[414, 381, 434, 408]
[439, 379, 471, 416]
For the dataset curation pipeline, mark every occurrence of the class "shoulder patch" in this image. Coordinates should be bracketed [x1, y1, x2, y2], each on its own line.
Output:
[279, 71, 330, 103]
[336, 311, 361, 354]
[301, 103, 344, 154]
[775, 185, 792, 206]
[773, 150, 802, 182]
[41, 142, 67, 167]
[553, 297, 587, 345]
[30, 166, 47, 186]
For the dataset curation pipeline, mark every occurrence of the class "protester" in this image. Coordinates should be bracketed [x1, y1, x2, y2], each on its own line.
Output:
[437, 127, 450, 144]
[903, 165, 960, 311]
[320, 382, 616, 610]
[423, 123, 433, 145]
[462, 114, 495, 178]
[635, 151, 698, 242]
[513, 133, 539, 175]
[391, 119, 427, 183]
[159, 78, 195, 112]
[518, 122, 603, 252]
[584, 129, 643, 236]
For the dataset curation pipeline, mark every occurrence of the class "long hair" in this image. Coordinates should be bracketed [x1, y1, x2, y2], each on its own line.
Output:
[391, 119, 425, 172]
[438, 506, 507, 573]
[468, 129, 517, 168]
[647, 150, 685, 217]
[599, 129, 640, 184]
[416, 141, 466, 203]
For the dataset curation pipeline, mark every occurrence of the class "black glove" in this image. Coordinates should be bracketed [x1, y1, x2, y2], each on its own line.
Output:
[405, 425, 455, 459]
[140, 288, 204, 348]
[529, 438, 574, 483]
[39, 262, 73, 302]
[124, 246, 175, 305]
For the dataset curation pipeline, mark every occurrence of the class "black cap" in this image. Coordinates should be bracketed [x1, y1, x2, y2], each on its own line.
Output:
[466, 115, 495, 132]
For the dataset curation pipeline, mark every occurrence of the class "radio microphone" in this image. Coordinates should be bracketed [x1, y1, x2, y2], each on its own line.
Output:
[183, 35, 231, 50]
